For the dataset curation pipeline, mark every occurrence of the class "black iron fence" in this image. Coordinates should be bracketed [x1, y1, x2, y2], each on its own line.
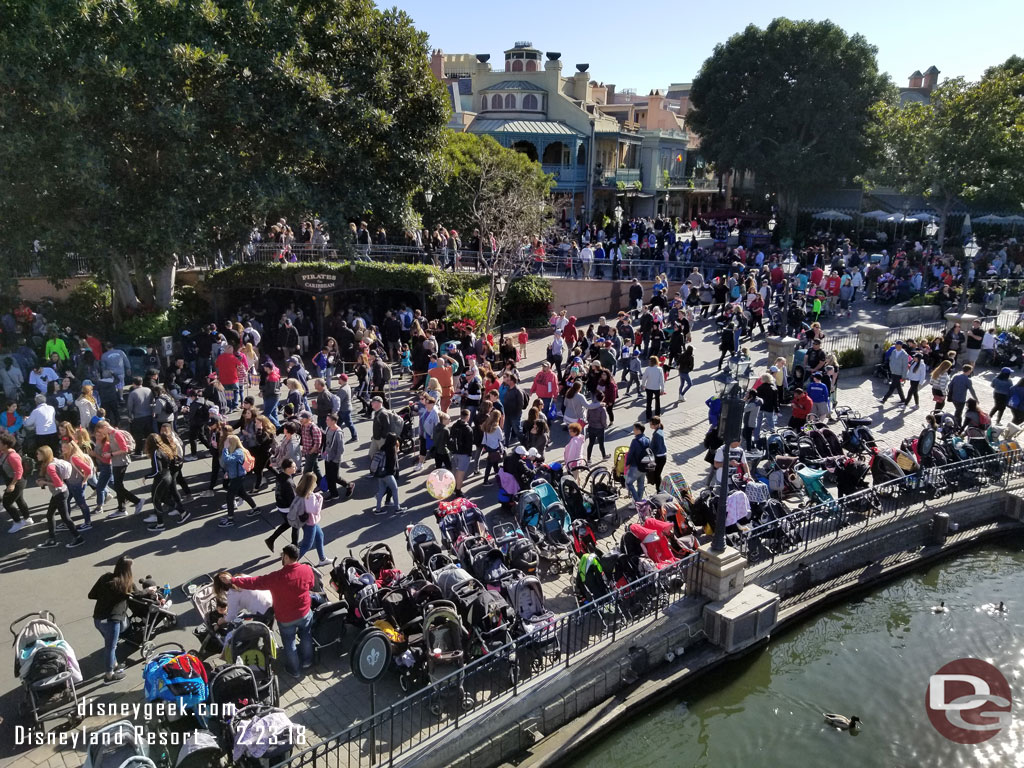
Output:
[884, 320, 948, 347]
[818, 332, 860, 357]
[278, 552, 704, 768]
[736, 450, 1023, 567]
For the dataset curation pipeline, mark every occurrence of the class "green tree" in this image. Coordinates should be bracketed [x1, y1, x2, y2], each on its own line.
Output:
[0, 0, 448, 314]
[688, 18, 891, 230]
[424, 132, 552, 329]
[864, 72, 1024, 245]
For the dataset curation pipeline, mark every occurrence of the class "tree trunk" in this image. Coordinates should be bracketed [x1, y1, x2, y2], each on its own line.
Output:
[778, 189, 800, 237]
[153, 262, 176, 310]
[107, 255, 141, 316]
[935, 196, 955, 255]
[130, 254, 155, 308]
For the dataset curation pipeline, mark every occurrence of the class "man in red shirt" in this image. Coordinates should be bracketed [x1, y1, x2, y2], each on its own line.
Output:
[230, 545, 315, 677]
[825, 272, 842, 314]
[215, 345, 242, 411]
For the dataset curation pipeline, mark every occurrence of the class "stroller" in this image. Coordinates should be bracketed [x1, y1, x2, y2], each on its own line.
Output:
[516, 485, 574, 575]
[223, 621, 279, 706]
[362, 542, 404, 587]
[450, 579, 516, 658]
[636, 493, 700, 555]
[10, 611, 83, 727]
[404, 601, 474, 714]
[174, 729, 223, 768]
[834, 455, 880, 513]
[463, 541, 511, 589]
[208, 663, 265, 711]
[190, 580, 229, 658]
[585, 465, 621, 519]
[627, 523, 679, 569]
[229, 704, 302, 767]
[83, 721, 157, 768]
[493, 521, 541, 577]
[793, 464, 833, 507]
[125, 593, 177, 659]
[394, 405, 416, 454]
[437, 497, 490, 554]
[501, 571, 558, 668]
[559, 473, 617, 536]
[143, 643, 210, 726]
[406, 524, 446, 578]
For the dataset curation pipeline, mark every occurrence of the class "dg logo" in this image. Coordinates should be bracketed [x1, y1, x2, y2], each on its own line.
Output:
[926, 658, 1012, 744]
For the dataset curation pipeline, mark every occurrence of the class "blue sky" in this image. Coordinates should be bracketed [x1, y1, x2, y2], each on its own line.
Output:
[396, 0, 1022, 91]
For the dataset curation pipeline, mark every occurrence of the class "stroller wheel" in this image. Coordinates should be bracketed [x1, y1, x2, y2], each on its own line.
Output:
[429, 701, 441, 717]
[399, 672, 411, 693]
[141, 641, 155, 659]
[66, 710, 84, 729]
[530, 657, 543, 674]
[596, 516, 615, 537]
[462, 694, 475, 712]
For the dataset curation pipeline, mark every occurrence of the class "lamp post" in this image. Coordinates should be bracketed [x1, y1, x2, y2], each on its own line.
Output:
[960, 236, 980, 313]
[712, 359, 750, 553]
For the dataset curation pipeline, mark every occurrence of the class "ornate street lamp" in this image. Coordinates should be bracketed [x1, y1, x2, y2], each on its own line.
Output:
[711, 359, 751, 553]
[960, 236, 980, 313]
[768, 216, 777, 232]
[424, 189, 434, 204]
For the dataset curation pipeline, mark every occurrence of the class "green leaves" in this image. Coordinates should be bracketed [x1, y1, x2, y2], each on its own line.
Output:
[689, 18, 890, 219]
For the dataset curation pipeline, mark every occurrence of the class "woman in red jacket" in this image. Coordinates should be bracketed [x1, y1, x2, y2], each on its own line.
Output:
[529, 362, 559, 413]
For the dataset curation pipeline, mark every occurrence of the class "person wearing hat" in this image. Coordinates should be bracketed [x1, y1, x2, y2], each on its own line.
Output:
[904, 352, 929, 408]
[991, 367, 1014, 424]
[880, 340, 910, 407]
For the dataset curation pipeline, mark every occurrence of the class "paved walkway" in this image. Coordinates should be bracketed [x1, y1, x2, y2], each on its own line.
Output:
[0, 302, 1004, 768]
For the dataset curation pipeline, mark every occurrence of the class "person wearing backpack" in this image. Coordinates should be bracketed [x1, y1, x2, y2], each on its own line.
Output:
[94, 420, 144, 519]
[265, 458, 299, 551]
[62, 440, 95, 531]
[373, 432, 404, 515]
[291, 472, 331, 566]
[33, 445, 83, 549]
[624, 422, 651, 502]
[368, 351, 392, 408]
[151, 384, 176, 430]
[0, 432, 32, 532]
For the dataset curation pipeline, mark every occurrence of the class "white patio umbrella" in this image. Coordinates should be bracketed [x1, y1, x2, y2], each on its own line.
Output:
[973, 214, 1009, 225]
[861, 210, 891, 221]
[961, 213, 972, 235]
[885, 213, 918, 223]
[914, 213, 939, 224]
[811, 210, 853, 222]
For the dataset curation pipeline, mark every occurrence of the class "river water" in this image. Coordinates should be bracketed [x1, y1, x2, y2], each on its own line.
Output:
[569, 538, 1024, 768]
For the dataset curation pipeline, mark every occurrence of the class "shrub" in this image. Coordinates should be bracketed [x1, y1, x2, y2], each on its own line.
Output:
[905, 291, 938, 307]
[837, 348, 865, 368]
[500, 276, 553, 327]
[50, 279, 114, 336]
[117, 311, 173, 345]
[445, 288, 489, 329]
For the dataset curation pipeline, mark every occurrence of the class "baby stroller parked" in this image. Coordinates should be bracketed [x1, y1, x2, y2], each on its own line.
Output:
[229, 704, 302, 767]
[125, 593, 177, 659]
[83, 721, 157, 768]
[143, 643, 210, 727]
[10, 611, 83, 727]
[451, 579, 516, 658]
[493, 521, 540, 577]
[223, 622, 279, 706]
[501, 571, 558, 669]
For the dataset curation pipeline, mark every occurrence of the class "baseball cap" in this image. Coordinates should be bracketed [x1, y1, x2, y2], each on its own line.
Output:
[298, 410, 312, 420]
[208, 406, 220, 418]
[514, 446, 527, 456]
[768, 367, 778, 373]
[82, 379, 94, 386]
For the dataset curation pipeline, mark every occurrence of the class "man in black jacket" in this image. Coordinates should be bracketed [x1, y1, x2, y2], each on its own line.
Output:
[382, 311, 402, 363]
[628, 279, 644, 313]
[368, 352, 391, 408]
[450, 409, 474, 497]
[278, 319, 299, 358]
[369, 397, 391, 460]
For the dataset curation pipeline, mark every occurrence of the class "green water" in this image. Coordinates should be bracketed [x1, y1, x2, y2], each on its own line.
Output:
[569, 539, 1024, 768]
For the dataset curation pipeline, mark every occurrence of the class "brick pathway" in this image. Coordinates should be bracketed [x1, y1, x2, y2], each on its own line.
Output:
[0, 302, 1003, 768]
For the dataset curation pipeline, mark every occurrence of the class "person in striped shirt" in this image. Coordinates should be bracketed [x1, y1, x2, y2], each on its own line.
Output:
[34, 445, 83, 549]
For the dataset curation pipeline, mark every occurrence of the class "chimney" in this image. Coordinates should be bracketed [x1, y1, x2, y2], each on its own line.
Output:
[544, 51, 562, 75]
[922, 65, 940, 92]
[908, 70, 923, 88]
[475, 53, 491, 75]
[430, 49, 445, 81]
[605, 83, 616, 104]
[648, 88, 664, 112]
[573, 63, 590, 101]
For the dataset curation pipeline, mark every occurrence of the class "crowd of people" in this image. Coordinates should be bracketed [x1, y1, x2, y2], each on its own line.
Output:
[2, 218, 1021, 684]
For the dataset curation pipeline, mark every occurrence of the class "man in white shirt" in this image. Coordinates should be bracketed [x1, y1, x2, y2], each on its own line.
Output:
[28, 365, 59, 395]
[580, 244, 594, 280]
[24, 394, 59, 452]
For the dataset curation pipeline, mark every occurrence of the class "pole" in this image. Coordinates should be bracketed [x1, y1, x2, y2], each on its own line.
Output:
[585, 119, 596, 224]
[712, 382, 743, 553]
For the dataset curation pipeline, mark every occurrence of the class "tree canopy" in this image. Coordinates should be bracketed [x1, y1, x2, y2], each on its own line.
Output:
[0, 0, 449, 311]
[688, 18, 891, 228]
[864, 71, 1024, 244]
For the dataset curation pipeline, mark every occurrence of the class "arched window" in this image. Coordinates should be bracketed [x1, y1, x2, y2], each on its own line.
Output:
[492, 94, 504, 110]
[523, 94, 538, 110]
[505, 94, 516, 109]
[511, 60, 523, 72]
[525, 60, 537, 72]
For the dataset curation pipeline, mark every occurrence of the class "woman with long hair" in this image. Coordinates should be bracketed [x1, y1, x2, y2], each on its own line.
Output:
[212, 570, 273, 627]
[480, 410, 504, 485]
[144, 430, 190, 531]
[61, 440, 94, 530]
[294, 472, 331, 565]
[89, 555, 133, 682]
[34, 445, 83, 549]
[220, 433, 256, 527]
[76, 383, 98, 428]
[929, 359, 953, 412]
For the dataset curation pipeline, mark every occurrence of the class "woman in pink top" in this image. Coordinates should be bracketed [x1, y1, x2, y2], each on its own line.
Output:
[294, 473, 330, 566]
[34, 445, 83, 549]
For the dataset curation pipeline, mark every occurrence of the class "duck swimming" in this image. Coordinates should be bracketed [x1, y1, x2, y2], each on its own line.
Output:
[824, 713, 861, 731]
[932, 601, 948, 614]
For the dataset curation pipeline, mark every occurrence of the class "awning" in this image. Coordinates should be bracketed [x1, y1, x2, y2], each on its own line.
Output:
[467, 118, 584, 138]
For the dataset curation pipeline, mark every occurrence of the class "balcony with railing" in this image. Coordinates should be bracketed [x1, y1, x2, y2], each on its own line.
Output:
[599, 167, 641, 186]
[657, 175, 718, 191]
[540, 164, 586, 187]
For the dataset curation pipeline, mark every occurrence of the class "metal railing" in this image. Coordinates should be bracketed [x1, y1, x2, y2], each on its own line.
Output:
[884, 320, 947, 346]
[736, 450, 1023, 567]
[818, 332, 860, 356]
[278, 552, 703, 768]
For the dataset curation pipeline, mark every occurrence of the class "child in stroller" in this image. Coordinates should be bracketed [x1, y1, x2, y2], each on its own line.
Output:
[10, 611, 84, 727]
[124, 577, 177, 658]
